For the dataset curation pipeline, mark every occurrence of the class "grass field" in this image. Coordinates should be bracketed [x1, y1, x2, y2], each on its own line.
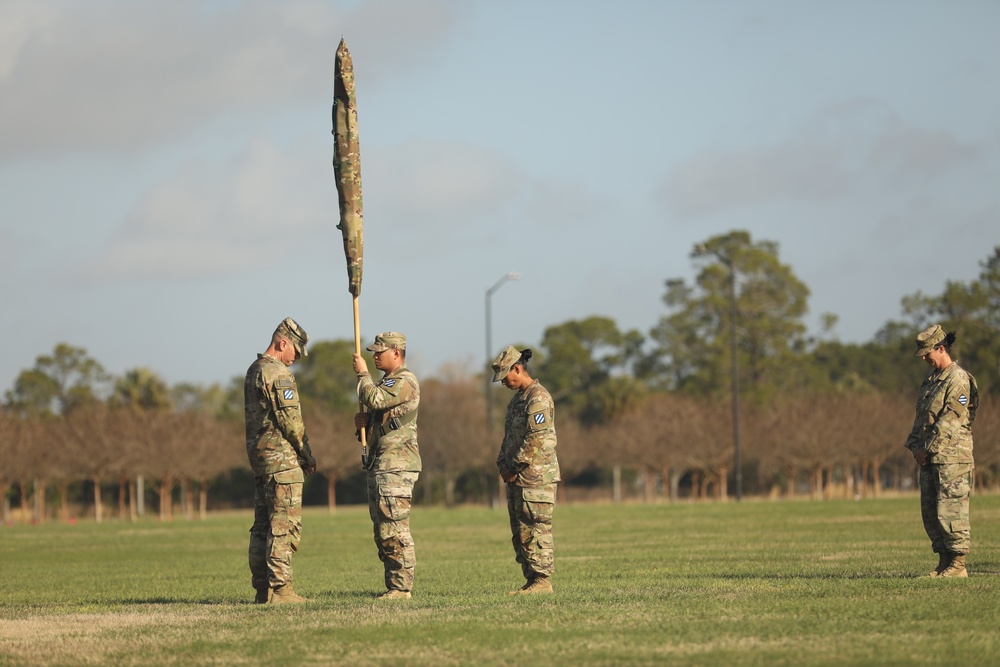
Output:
[1, 495, 998, 666]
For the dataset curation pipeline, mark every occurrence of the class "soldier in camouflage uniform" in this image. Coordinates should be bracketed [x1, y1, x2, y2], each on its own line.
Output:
[245, 317, 317, 603]
[492, 345, 560, 595]
[353, 332, 421, 600]
[904, 325, 978, 578]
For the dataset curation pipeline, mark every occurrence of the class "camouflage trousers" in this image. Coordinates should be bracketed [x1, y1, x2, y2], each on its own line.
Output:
[367, 470, 419, 592]
[249, 469, 303, 590]
[507, 483, 556, 580]
[919, 463, 974, 555]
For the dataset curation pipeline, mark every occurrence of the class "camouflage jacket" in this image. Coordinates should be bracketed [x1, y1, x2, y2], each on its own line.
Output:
[244, 353, 314, 477]
[357, 365, 421, 473]
[498, 379, 560, 487]
[904, 361, 977, 464]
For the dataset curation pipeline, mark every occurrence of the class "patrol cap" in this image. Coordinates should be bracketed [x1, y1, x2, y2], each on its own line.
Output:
[367, 331, 406, 352]
[913, 324, 945, 357]
[491, 345, 521, 382]
[275, 317, 309, 357]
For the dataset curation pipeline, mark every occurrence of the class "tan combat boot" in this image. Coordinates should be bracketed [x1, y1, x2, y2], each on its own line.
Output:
[376, 590, 412, 600]
[513, 576, 553, 595]
[254, 587, 272, 604]
[939, 554, 968, 578]
[270, 584, 308, 603]
[928, 552, 951, 578]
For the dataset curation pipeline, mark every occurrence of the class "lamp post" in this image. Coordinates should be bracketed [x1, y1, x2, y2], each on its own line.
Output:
[725, 261, 742, 501]
[694, 245, 742, 501]
[485, 272, 520, 432]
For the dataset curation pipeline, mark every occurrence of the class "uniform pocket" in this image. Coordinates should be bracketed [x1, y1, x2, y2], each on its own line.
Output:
[379, 495, 412, 522]
[521, 487, 555, 504]
[521, 486, 555, 525]
[273, 468, 304, 484]
[938, 465, 972, 499]
[378, 483, 412, 499]
[376, 476, 414, 522]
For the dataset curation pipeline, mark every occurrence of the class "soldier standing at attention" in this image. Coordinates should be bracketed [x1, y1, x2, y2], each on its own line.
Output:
[353, 332, 421, 600]
[245, 317, 317, 603]
[905, 325, 978, 578]
[492, 346, 560, 595]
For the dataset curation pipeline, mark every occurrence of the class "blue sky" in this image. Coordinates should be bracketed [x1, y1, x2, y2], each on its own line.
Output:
[2, 0, 998, 393]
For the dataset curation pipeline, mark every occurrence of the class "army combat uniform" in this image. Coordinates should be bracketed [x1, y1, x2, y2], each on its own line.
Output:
[358, 336, 421, 594]
[497, 372, 560, 586]
[905, 326, 978, 576]
[244, 320, 315, 596]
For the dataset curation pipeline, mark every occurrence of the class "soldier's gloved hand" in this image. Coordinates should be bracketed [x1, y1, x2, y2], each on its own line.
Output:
[354, 412, 366, 429]
[302, 456, 317, 476]
[913, 448, 929, 467]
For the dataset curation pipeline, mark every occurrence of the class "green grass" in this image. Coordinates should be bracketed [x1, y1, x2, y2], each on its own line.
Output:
[1, 496, 999, 666]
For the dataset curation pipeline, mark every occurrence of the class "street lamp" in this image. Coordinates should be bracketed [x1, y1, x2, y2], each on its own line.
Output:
[485, 272, 520, 432]
[694, 245, 742, 501]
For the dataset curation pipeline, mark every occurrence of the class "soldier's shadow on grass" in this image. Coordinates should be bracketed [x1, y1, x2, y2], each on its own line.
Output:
[707, 571, 923, 580]
[704, 568, 998, 579]
[116, 589, 398, 605]
[316, 589, 387, 602]
[117, 597, 223, 605]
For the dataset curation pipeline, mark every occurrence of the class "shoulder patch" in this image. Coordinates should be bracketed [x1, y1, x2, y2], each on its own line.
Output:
[274, 377, 299, 408]
[383, 378, 396, 388]
[958, 394, 968, 406]
[534, 413, 546, 425]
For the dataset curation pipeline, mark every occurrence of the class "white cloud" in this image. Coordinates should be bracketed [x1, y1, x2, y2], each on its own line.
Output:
[73, 131, 607, 282]
[367, 139, 524, 227]
[77, 137, 336, 281]
[364, 138, 610, 249]
[0, 0, 460, 155]
[658, 99, 982, 219]
[0, 0, 58, 78]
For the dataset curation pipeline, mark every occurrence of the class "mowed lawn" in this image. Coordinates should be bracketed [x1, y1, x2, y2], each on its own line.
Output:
[1, 495, 998, 666]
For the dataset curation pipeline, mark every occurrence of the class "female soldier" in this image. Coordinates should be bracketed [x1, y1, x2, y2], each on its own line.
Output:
[904, 325, 978, 578]
[492, 346, 560, 594]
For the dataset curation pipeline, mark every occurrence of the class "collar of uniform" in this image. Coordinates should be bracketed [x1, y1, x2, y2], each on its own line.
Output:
[931, 361, 958, 381]
[518, 378, 539, 394]
[381, 364, 408, 379]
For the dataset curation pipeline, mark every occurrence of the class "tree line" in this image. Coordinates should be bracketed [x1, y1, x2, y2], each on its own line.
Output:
[3, 231, 1000, 523]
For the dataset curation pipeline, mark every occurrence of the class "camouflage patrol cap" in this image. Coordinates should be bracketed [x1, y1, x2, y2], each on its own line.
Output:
[913, 324, 945, 357]
[367, 331, 406, 352]
[491, 345, 521, 382]
[275, 317, 309, 357]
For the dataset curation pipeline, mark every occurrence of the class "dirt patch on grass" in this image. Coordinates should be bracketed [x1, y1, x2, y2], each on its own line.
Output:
[0, 608, 219, 665]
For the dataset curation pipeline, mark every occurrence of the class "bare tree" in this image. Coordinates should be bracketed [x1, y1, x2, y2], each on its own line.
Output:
[0, 411, 39, 523]
[120, 408, 181, 521]
[625, 393, 702, 503]
[682, 400, 734, 501]
[553, 416, 594, 504]
[843, 393, 911, 498]
[0, 411, 10, 523]
[62, 406, 123, 523]
[301, 407, 360, 512]
[419, 372, 491, 505]
[971, 394, 998, 489]
[172, 411, 244, 519]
